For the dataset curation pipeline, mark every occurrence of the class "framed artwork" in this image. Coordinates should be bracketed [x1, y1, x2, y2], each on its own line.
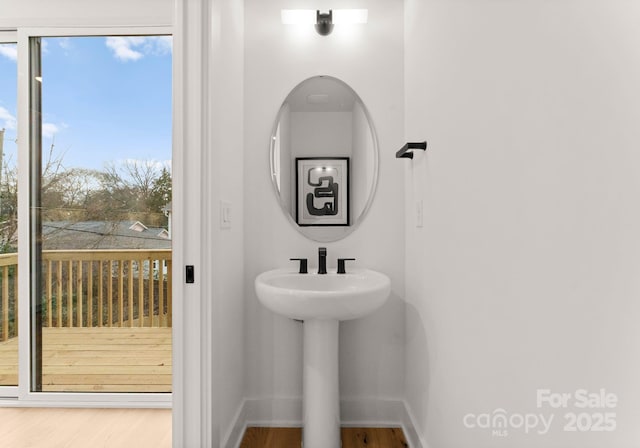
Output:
[295, 157, 350, 226]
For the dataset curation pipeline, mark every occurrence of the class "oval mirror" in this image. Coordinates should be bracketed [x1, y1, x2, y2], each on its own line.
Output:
[270, 76, 379, 242]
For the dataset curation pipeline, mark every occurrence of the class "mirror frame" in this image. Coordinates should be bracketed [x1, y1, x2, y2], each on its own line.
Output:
[269, 75, 380, 242]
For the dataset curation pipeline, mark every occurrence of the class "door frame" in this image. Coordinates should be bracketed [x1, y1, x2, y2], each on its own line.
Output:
[1, 3, 214, 443]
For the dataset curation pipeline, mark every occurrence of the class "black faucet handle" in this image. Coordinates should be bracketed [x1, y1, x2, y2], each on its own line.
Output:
[289, 258, 308, 274]
[337, 258, 356, 274]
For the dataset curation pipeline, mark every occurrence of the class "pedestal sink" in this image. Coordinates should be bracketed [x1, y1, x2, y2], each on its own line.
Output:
[255, 268, 391, 448]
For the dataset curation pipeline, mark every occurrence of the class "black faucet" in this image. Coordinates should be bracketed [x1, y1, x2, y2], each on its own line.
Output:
[318, 247, 327, 274]
[289, 258, 308, 274]
[337, 258, 356, 274]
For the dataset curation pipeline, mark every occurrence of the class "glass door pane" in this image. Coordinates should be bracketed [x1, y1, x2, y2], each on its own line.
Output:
[0, 41, 19, 388]
[30, 36, 172, 393]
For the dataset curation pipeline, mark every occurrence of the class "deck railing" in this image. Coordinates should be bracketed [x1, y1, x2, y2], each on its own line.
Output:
[0, 249, 172, 342]
[0, 253, 17, 342]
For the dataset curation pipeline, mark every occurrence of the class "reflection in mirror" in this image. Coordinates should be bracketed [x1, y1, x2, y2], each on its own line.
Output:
[270, 76, 378, 242]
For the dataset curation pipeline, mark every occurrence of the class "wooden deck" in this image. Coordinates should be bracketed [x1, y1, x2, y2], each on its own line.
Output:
[0, 334, 17, 386]
[0, 327, 171, 392]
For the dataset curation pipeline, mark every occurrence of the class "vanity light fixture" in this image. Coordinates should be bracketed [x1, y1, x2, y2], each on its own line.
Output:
[281, 9, 368, 36]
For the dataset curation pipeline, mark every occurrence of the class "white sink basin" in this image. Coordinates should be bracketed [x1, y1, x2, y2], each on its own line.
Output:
[255, 268, 391, 321]
[254, 266, 391, 448]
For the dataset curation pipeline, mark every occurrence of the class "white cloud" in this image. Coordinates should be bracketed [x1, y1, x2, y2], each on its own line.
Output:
[106, 37, 144, 61]
[152, 36, 173, 55]
[58, 38, 71, 50]
[42, 123, 59, 139]
[0, 107, 17, 130]
[105, 36, 172, 62]
[0, 44, 17, 62]
[0, 109, 60, 141]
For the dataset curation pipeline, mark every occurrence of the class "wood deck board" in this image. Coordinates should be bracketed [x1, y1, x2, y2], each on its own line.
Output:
[240, 427, 409, 448]
[44, 337, 172, 343]
[0, 327, 172, 391]
[0, 337, 17, 385]
[43, 356, 172, 366]
[43, 343, 170, 349]
[42, 384, 172, 392]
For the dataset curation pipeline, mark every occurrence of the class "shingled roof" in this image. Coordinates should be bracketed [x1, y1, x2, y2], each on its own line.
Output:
[42, 221, 171, 250]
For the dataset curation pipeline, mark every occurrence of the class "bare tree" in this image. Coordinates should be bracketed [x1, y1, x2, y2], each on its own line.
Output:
[98, 160, 169, 224]
[0, 141, 172, 251]
[104, 159, 162, 202]
[40, 141, 101, 221]
[0, 155, 17, 251]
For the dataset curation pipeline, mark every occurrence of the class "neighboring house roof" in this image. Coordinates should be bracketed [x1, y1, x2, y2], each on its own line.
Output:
[42, 221, 171, 250]
[128, 221, 148, 232]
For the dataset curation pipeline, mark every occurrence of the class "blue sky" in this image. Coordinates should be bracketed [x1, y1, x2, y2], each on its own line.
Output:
[0, 42, 18, 164]
[0, 36, 172, 171]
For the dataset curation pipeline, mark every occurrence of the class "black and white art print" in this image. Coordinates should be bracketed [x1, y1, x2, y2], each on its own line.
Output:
[295, 157, 350, 226]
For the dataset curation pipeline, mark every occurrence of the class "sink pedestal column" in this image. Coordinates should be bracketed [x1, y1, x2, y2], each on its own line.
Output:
[303, 318, 340, 448]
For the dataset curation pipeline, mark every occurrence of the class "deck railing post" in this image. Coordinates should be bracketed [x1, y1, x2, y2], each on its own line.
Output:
[86, 262, 91, 326]
[2, 266, 8, 341]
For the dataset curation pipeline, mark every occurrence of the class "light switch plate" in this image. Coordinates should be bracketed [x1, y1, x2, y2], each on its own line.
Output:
[220, 201, 232, 229]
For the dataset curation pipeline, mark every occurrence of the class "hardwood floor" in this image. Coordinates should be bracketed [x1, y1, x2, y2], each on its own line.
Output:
[241, 427, 301, 447]
[0, 408, 171, 448]
[341, 427, 409, 447]
[0, 411, 406, 447]
[240, 427, 409, 448]
[0, 327, 172, 392]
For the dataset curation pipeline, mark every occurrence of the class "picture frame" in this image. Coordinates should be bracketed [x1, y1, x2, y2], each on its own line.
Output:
[295, 157, 350, 226]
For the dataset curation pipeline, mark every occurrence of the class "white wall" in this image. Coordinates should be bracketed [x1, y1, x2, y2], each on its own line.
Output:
[290, 111, 352, 156]
[208, 0, 245, 445]
[244, 0, 405, 421]
[0, 0, 172, 27]
[405, 0, 640, 446]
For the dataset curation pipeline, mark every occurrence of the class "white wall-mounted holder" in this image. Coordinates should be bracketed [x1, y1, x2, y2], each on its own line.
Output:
[396, 141, 427, 159]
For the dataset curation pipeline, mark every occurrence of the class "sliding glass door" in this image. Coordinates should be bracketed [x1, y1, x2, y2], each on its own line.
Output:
[0, 37, 19, 391]
[28, 35, 173, 393]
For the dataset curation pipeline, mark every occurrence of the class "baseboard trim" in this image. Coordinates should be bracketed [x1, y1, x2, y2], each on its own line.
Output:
[401, 399, 426, 448]
[224, 397, 423, 448]
[222, 399, 248, 448]
[244, 396, 303, 427]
